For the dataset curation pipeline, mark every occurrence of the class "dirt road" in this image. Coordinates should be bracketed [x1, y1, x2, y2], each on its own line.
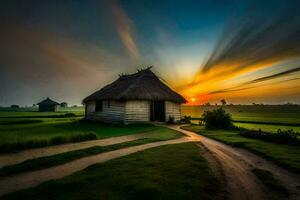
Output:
[0, 132, 157, 168]
[1, 125, 300, 199]
[0, 137, 196, 197]
[167, 125, 300, 200]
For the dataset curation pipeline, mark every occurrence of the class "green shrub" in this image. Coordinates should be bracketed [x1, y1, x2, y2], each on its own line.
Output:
[167, 116, 175, 124]
[202, 107, 233, 129]
[240, 129, 300, 145]
[63, 113, 76, 118]
[181, 115, 191, 124]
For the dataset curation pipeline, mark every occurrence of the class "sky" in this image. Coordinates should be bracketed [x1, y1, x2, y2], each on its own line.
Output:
[0, 0, 299, 106]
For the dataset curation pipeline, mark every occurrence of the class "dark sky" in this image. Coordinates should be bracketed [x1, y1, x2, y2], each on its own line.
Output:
[0, 0, 299, 105]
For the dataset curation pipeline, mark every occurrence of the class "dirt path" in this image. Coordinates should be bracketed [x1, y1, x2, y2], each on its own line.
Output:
[166, 125, 300, 200]
[1, 125, 300, 199]
[0, 132, 157, 168]
[0, 137, 196, 197]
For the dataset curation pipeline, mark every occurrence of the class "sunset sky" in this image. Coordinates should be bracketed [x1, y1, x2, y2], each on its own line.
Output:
[0, 0, 299, 106]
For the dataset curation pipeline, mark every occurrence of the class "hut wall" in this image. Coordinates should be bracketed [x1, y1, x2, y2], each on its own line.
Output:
[125, 100, 150, 123]
[38, 105, 57, 112]
[85, 100, 125, 124]
[86, 101, 96, 114]
[165, 101, 181, 122]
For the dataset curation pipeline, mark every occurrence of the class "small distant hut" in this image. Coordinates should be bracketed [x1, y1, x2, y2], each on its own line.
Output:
[37, 98, 60, 112]
[10, 105, 19, 108]
[83, 68, 187, 124]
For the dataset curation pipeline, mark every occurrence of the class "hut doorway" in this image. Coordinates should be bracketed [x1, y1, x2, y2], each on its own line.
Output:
[150, 101, 165, 122]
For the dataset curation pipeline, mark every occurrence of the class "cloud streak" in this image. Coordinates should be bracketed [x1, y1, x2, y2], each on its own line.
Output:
[209, 67, 300, 94]
[108, 0, 140, 62]
[190, 0, 300, 87]
[176, 0, 300, 104]
[245, 67, 300, 85]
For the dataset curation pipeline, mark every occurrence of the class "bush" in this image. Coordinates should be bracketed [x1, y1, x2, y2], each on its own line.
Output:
[166, 116, 176, 124]
[202, 108, 233, 129]
[10, 105, 19, 108]
[240, 129, 300, 145]
[198, 119, 204, 126]
[181, 115, 191, 124]
[63, 113, 76, 118]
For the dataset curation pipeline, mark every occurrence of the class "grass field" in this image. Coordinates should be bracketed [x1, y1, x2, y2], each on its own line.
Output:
[234, 122, 300, 133]
[184, 105, 300, 133]
[182, 125, 300, 173]
[191, 120, 300, 133]
[182, 105, 300, 124]
[0, 108, 161, 153]
[1, 143, 224, 200]
[0, 107, 85, 117]
[1, 105, 299, 152]
[0, 128, 182, 176]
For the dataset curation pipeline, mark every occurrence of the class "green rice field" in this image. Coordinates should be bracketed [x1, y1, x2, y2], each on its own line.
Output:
[1, 105, 299, 152]
[182, 105, 300, 124]
[182, 105, 300, 132]
[1, 143, 223, 200]
[0, 107, 85, 118]
[234, 123, 300, 133]
[0, 107, 159, 153]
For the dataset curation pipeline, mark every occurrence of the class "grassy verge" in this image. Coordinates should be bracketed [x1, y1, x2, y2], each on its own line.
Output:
[252, 169, 289, 197]
[1, 143, 225, 200]
[181, 125, 300, 173]
[0, 132, 97, 153]
[0, 136, 179, 177]
[0, 128, 182, 176]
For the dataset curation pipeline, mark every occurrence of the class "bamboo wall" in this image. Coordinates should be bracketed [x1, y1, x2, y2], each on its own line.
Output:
[85, 100, 125, 124]
[165, 101, 181, 122]
[124, 100, 150, 123]
[86, 100, 181, 124]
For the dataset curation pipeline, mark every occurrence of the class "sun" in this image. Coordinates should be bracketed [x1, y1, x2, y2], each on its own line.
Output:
[191, 98, 196, 102]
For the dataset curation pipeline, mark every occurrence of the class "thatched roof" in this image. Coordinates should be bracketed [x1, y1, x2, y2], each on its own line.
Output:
[37, 97, 60, 105]
[83, 68, 187, 103]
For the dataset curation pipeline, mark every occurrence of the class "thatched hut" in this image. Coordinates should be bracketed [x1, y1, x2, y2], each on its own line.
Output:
[37, 98, 60, 112]
[83, 68, 187, 124]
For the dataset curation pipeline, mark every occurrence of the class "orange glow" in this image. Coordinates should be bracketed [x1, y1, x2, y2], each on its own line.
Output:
[185, 94, 212, 105]
[177, 58, 291, 99]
